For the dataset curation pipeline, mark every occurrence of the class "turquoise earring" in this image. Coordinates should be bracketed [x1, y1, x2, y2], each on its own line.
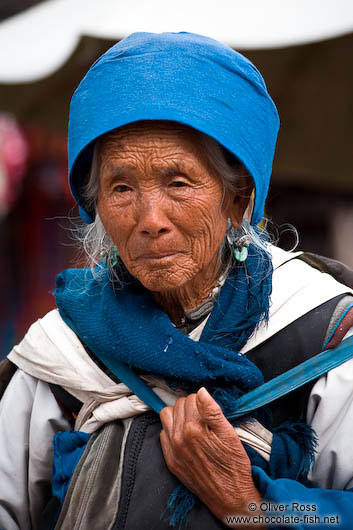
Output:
[100, 245, 119, 267]
[109, 246, 119, 267]
[233, 236, 249, 263]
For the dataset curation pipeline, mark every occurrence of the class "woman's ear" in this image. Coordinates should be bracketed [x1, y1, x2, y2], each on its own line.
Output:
[228, 174, 254, 228]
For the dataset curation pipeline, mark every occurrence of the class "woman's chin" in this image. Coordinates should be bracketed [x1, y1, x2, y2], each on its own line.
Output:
[133, 268, 195, 293]
[124, 255, 198, 293]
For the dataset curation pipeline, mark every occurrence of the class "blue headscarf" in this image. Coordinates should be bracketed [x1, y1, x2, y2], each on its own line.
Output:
[68, 31, 279, 224]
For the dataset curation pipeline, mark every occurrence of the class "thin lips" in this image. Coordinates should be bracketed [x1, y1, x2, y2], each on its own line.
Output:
[138, 250, 179, 259]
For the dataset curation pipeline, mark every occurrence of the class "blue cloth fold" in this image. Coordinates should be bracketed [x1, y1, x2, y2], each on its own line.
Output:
[52, 430, 91, 505]
[252, 466, 353, 529]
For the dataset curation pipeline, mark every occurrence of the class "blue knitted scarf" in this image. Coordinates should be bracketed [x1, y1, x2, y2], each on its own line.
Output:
[54, 243, 316, 527]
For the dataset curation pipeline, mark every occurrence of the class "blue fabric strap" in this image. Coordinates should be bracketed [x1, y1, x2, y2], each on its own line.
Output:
[98, 335, 353, 418]
[98, 355, 167, 414]
[227, 334, 353, 421]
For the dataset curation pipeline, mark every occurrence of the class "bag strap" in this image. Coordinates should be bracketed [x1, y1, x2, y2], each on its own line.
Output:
[0, 358, 17, 400]
[97, 355, 167, 413]
[97, 320, 353, 419]
[299, 252, 353, 289]
[228, 330, 353, 421]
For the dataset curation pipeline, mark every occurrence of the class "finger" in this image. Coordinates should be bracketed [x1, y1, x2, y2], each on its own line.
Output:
[196, 387, 234, 437]
[160, 429, 174, 465]
[184, 393, 201, 424]
[183, 393, 205, 450]
[160, 428, 169, 452]
[172, 397, 186, 437]
[160, 405, 174, 439]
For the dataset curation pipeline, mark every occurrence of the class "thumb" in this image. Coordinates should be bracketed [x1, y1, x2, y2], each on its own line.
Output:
[196, 387, 234, 437]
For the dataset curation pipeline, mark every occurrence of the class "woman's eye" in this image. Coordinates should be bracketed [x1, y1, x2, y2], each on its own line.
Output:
[114, 184, 131, 193]
[170, 181, 187, 188]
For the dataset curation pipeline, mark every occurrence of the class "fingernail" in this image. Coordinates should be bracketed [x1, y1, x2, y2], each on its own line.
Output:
[197, 387, 209, 402]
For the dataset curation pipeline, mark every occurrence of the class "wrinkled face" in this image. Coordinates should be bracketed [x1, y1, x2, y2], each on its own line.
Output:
[97, 121, 243, 292]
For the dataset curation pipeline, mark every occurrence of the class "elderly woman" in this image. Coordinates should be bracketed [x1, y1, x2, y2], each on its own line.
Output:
[1, 32, 353, 530]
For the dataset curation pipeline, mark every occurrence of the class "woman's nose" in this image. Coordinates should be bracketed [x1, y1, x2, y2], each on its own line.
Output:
[136, 195, 171, 237]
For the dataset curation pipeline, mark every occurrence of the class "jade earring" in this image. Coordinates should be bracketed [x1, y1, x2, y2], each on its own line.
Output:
[233, 235, 250, 263]
[100, 245, 119, 267]
[109, 246, 119, 267]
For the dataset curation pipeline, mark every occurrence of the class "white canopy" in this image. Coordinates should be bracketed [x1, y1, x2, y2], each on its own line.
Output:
[1, 0, 353, 83]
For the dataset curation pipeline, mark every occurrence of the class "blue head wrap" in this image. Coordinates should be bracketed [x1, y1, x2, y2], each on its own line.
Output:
[68, 31, 279, 224]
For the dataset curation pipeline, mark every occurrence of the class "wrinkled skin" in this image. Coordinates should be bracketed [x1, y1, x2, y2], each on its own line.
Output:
[160, 389, 264, 528]
[97, 121, 262, 526]
[97, 121, 250, 322]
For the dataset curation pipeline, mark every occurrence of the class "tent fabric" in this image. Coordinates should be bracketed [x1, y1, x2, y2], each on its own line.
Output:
[1, 0, 353, 83]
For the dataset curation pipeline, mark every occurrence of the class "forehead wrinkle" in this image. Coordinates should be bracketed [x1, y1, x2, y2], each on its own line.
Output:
[100, 160, 138, 180]
[102, 147, 199, 171]
[102, 133, 186, 152]
[100, 144, 189, 168]
[100, 125, 204, 159]
[99, 126, 213, 180]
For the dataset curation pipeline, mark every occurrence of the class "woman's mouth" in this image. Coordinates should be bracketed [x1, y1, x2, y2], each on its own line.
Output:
[139, 251, 179, 260]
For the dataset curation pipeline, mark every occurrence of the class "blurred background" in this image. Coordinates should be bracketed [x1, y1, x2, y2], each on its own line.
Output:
[0, 0, 353, 357]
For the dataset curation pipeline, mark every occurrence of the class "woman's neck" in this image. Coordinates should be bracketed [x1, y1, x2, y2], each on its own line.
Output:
[153, 260, 225, 325]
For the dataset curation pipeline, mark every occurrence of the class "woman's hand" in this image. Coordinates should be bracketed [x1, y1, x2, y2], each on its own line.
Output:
[160, 387, 263, 526]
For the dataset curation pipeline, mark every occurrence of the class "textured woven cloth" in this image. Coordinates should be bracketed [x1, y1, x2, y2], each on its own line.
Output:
[54, 253, 270, 401]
